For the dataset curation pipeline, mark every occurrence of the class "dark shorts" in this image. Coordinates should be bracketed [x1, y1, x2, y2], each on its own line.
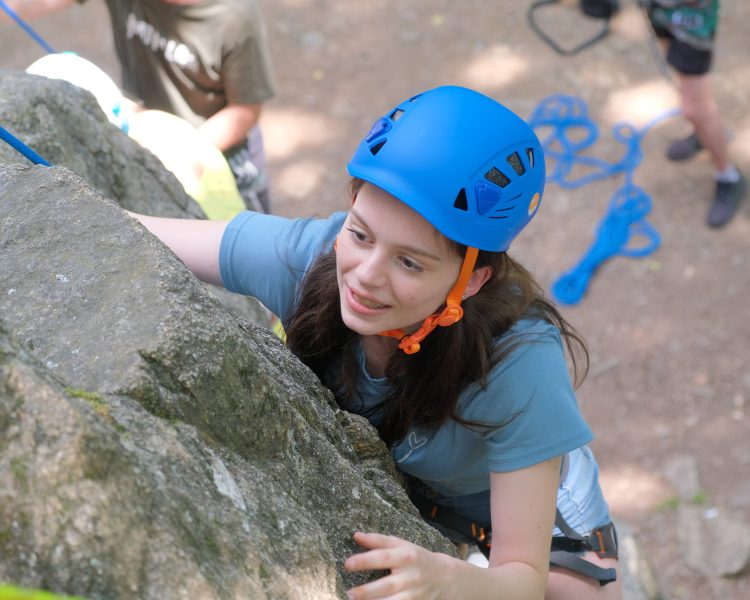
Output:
[648, 0, 719, 76]
[653, 26, 714, 75]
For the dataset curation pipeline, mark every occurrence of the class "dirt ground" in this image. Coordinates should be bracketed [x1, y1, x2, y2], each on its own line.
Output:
[1, 1, 749, 598]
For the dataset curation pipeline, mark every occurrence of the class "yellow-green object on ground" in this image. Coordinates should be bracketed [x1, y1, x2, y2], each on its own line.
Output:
[0, 584, 86, 600]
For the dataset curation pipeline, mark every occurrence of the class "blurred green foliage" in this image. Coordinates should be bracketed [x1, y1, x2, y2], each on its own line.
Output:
[0, 585, 87, 600]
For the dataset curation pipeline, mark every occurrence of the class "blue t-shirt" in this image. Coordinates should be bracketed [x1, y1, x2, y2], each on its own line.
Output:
[220, 211, 608, 531]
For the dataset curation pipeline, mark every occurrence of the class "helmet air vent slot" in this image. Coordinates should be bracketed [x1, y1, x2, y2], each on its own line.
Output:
[485, 167, 510, 188]
[506, 152, 525, 175]
[389, 108, 405, 121]
[369, 140, 387, 155]
[453, 188, 468, 211]
[526, 147, 535, 168]
[365, 117, 392, 143]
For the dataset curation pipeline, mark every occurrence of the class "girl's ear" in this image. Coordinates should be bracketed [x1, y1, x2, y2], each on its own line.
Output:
[463, 266, 492, 299]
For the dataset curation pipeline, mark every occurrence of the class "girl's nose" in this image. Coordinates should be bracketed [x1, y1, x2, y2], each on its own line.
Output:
[355, 251, 387, 287]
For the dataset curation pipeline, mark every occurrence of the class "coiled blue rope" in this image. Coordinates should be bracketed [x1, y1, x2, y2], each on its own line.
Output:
[528, 94, 677, 305]
[0, 126, 51, 166]
[0, 0, 57, 54]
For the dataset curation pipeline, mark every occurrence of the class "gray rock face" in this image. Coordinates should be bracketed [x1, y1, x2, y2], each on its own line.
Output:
[0, 70, 201, 218]
[0, 70, 269, 329]
[0, 74, 454, 599]
[617, 523, 665, 600]
[678, 505, 750, 579]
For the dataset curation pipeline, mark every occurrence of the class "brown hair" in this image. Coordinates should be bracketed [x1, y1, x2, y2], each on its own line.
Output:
[285, 180, 588, 446]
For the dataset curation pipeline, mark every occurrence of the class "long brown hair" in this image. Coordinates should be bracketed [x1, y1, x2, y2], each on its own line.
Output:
[286, 180, 588, 446]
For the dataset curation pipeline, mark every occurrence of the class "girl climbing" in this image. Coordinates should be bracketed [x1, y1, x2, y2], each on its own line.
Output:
[131, 85, 621, 599]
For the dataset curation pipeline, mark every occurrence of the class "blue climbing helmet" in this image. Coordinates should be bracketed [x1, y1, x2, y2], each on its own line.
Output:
[346, 86, 546, 354]
[347, 85, 545, 253]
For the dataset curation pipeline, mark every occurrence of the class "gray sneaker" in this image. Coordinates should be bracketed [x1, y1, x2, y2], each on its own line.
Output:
[666, 133, 702, 161]
[707, 172, 746, 228]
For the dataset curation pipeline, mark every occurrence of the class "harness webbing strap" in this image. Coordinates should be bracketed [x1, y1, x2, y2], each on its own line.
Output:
[553, 509, 618, 559]
[411, 493, 619, 586]
[550, 550, 618, 586]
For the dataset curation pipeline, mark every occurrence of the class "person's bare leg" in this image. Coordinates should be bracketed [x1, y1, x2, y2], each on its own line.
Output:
[675, 71, 746, 227]
[677, 72, 729, 171]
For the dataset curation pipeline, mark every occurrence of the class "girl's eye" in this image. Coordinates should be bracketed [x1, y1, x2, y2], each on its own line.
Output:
[346, 227, 368, 243]
[400, 256, 424, 272]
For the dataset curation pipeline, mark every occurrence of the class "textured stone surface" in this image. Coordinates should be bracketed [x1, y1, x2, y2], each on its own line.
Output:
[0, 76, 453, 599]
[678, 505, 750, 579]
[0, 70, 200, 218]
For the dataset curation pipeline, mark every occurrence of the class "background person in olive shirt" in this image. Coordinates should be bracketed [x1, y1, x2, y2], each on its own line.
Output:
[5, 0, 277, 213]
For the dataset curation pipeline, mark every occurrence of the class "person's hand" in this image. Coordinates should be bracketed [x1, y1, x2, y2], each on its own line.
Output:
[344, 531, 452, 599]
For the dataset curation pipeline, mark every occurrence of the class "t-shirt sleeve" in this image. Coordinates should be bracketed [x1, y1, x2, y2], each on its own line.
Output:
[470, 322, 593, 472]
[219, 211, 346, 321]
[221, 6, 276, 105]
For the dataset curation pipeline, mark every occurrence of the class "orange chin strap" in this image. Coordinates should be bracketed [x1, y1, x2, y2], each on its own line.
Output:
[379, 246, 479, 354]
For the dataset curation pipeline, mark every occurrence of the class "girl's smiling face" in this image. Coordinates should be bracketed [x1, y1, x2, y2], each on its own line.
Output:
[336, 183, 462, 336]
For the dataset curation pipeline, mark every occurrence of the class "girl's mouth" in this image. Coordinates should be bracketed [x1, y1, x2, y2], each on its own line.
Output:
[348, 287, 389, 311]
[355, 292, 387, 309]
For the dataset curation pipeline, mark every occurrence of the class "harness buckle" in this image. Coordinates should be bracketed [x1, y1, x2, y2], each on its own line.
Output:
[588, 521, 618, 559]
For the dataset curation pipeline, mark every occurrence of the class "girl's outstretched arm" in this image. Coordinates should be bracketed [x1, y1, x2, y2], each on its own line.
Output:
[345, 457, 560, 600]
[127, 213, 229, 286]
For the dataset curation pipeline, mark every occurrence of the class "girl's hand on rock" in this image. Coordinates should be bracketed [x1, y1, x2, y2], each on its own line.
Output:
[345, 531, 451, 600]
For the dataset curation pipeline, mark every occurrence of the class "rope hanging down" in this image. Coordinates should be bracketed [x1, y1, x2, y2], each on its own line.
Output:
[0, 0, 57, 54]
[528, 94, 677, 305]
[0, 126, 51, 166]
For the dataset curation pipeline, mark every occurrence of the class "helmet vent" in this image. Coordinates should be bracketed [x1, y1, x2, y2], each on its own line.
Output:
[526, 147, 535, 168]
[453, 188, 468, 211]
[389, 108, 405, 121]
[485, 167, 510, 188]
[489, 204, 515, 219]
[369, 140, 387, 155]
[506, 152, 525, 175]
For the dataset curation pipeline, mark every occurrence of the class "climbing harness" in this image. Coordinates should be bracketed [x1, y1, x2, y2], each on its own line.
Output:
[0, 126, 51, 166]
[0, 0, 57, 54]
[550, 509, 618, 585]
[527, 0, 620, 56]
[527, 94, 675, 305]
[410, 492, 618, 586]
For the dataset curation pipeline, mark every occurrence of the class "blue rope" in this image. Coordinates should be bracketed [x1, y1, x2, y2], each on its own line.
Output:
[0, 0, 57, 54]
[528, 94, 677, 305]
[0, 126, 51, 166]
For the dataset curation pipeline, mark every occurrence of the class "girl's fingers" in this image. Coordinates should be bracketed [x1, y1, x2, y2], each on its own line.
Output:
[346, 573, 415, 600]
[352, 531, 405, 550]
[347, 533, 420, 572]
[345, 548, 402, 572]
